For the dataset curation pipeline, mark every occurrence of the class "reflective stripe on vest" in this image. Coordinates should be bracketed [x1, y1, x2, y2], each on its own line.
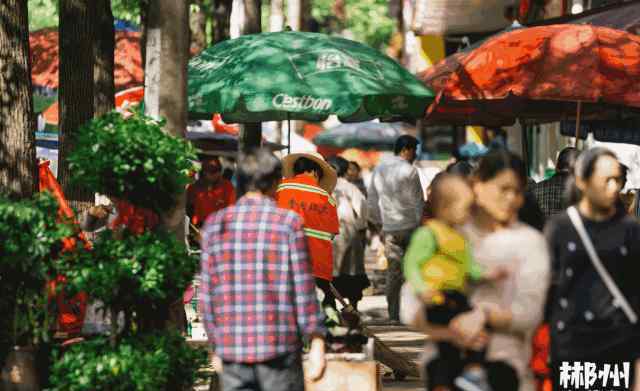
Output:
[277, 183, 337, 207]
[303, 227, 333, 241]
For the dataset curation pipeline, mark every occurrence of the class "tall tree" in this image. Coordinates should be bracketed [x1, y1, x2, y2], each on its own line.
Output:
[94, 0, 116, 117]
[143, 0, 190, 329]
[287, 0, 301, 30]
[0, 0, 37, 198]
[237, 0, 261, 154]
[213, 0, 232, 43]
[269, 0, 284, 32]
[139, 0, 150, 70]
[190, 0, 208, 54]
[58, 0, 95, 212]
[241, 0, 260, 34]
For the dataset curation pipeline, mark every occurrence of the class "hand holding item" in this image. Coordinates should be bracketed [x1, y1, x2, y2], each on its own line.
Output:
[449, 308, 487, 349]
[420, 287, 438, 304]
[484, 265, 509, 282]
[465, 330, 489, 352]
[305, 336, 326, 382]
[89, 204, 112, 220]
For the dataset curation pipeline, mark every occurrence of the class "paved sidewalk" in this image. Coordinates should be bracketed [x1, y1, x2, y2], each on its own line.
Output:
[359, 295, 426, 391]
[193, 294, 427, 390]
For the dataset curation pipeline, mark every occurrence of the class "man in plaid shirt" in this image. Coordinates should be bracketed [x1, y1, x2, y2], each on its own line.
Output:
[199, 149, 326, 391]
[531, 147, 579, 218]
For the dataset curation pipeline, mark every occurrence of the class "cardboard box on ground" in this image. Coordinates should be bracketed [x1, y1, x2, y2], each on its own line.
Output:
[303, 359, 381, 391]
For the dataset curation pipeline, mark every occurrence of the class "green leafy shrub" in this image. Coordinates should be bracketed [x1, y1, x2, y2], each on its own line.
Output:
[58, 229, 198, 325]
[49, 331, 208, 391]
[0, 193, 73, 346]
[67, 110, 197, 213]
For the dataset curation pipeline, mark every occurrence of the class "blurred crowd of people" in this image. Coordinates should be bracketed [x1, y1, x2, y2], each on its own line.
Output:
[106, 132, 640, 391]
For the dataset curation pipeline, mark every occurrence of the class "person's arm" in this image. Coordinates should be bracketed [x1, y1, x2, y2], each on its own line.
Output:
[366, 171, 382, 227]
[198, 221, 217, 347]
[466, 241, 484, 282]
[403, 227, 436, 297]
[289, 215, 326, 338]
[288, 215, 326, 380]
[327, 196, 340, 237]
[79, 205, 111, 232]
[408, 168, 425, 225]
[480, 232, 551, 334]
[634, 359, 640, 391]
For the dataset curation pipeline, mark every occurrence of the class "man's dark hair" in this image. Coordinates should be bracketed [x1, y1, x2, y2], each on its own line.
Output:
[556, 147, 579, 174]
[328, 156, 349, 178]
[237, 149, 282, 193]
[446, 161, 474, 177]
[293, 157, 324, 179]
[394, 135, 419, 155]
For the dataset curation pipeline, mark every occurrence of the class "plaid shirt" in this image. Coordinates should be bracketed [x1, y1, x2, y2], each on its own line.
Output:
[531, 174, 568, 218]
[199, 194, 326, 363]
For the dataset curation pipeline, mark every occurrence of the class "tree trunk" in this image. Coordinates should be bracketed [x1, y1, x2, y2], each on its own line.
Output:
[238, 0, 261, 153]
[143, 0, 189, 331]
[242, 0, 261, 35]
[58, 0, 95, 213]
[301, 0, 312, 31]
[269, 0, 284, 32]
[0, 0, 37, 198]
[140, 0, 150, 71]
[213, 0, 232, 43]
[287, 0, 301, 30]
[190, 0, 208, 55]
[94, 0, 115, 117]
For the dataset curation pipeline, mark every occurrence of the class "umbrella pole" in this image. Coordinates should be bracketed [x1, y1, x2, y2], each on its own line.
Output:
[288, 114, 291, 154]
[574, 101, 582, 148]
[521, 121, 530, 177]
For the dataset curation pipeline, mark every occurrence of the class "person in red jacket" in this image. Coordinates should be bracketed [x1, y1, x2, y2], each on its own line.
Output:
[187, 155, 236, 229]
[276, 151, 339, 309]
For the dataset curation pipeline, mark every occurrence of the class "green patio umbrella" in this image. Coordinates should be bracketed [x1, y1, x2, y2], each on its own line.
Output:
[188, 31, 435, 123]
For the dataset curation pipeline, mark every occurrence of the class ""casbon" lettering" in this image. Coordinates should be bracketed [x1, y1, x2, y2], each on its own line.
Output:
[272, 94, 332, 111]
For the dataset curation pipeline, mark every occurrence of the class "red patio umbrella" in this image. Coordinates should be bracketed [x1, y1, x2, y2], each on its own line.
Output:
[421, 24, 640, 127]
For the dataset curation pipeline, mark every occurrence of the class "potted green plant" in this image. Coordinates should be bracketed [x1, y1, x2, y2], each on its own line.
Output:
[0, 193, 73, 390]
[67, 110, 197, 214]
[48, 110, 207, 390]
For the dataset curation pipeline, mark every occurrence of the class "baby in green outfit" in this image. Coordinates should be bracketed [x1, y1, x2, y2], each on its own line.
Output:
[404, 173, 506, 391]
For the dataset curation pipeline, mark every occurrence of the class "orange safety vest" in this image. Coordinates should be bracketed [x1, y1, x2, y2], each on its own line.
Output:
[276, 174, 339, 281]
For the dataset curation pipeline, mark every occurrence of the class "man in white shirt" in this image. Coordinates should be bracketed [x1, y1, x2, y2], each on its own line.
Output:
[367, 135, 424, 322]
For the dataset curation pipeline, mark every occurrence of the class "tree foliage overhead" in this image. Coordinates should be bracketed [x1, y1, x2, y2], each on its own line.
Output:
[311, 0, 395, 50]
[28, 0, 141, 30]
[28, 0, 396, 50]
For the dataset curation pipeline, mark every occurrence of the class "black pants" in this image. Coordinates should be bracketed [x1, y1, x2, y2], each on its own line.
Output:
[426, 358, 519, 391]
[426, 290, 487, 377]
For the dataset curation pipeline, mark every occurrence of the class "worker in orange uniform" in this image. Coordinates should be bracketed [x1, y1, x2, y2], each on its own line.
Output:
[187, 155, 236, 230]
[277, 151, 340, 309]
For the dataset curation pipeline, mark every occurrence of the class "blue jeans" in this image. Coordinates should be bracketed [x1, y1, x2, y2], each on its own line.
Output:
[221, 352, 305, 391]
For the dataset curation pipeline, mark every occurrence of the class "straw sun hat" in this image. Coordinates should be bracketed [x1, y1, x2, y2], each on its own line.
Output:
[282, 151, 337, 193]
